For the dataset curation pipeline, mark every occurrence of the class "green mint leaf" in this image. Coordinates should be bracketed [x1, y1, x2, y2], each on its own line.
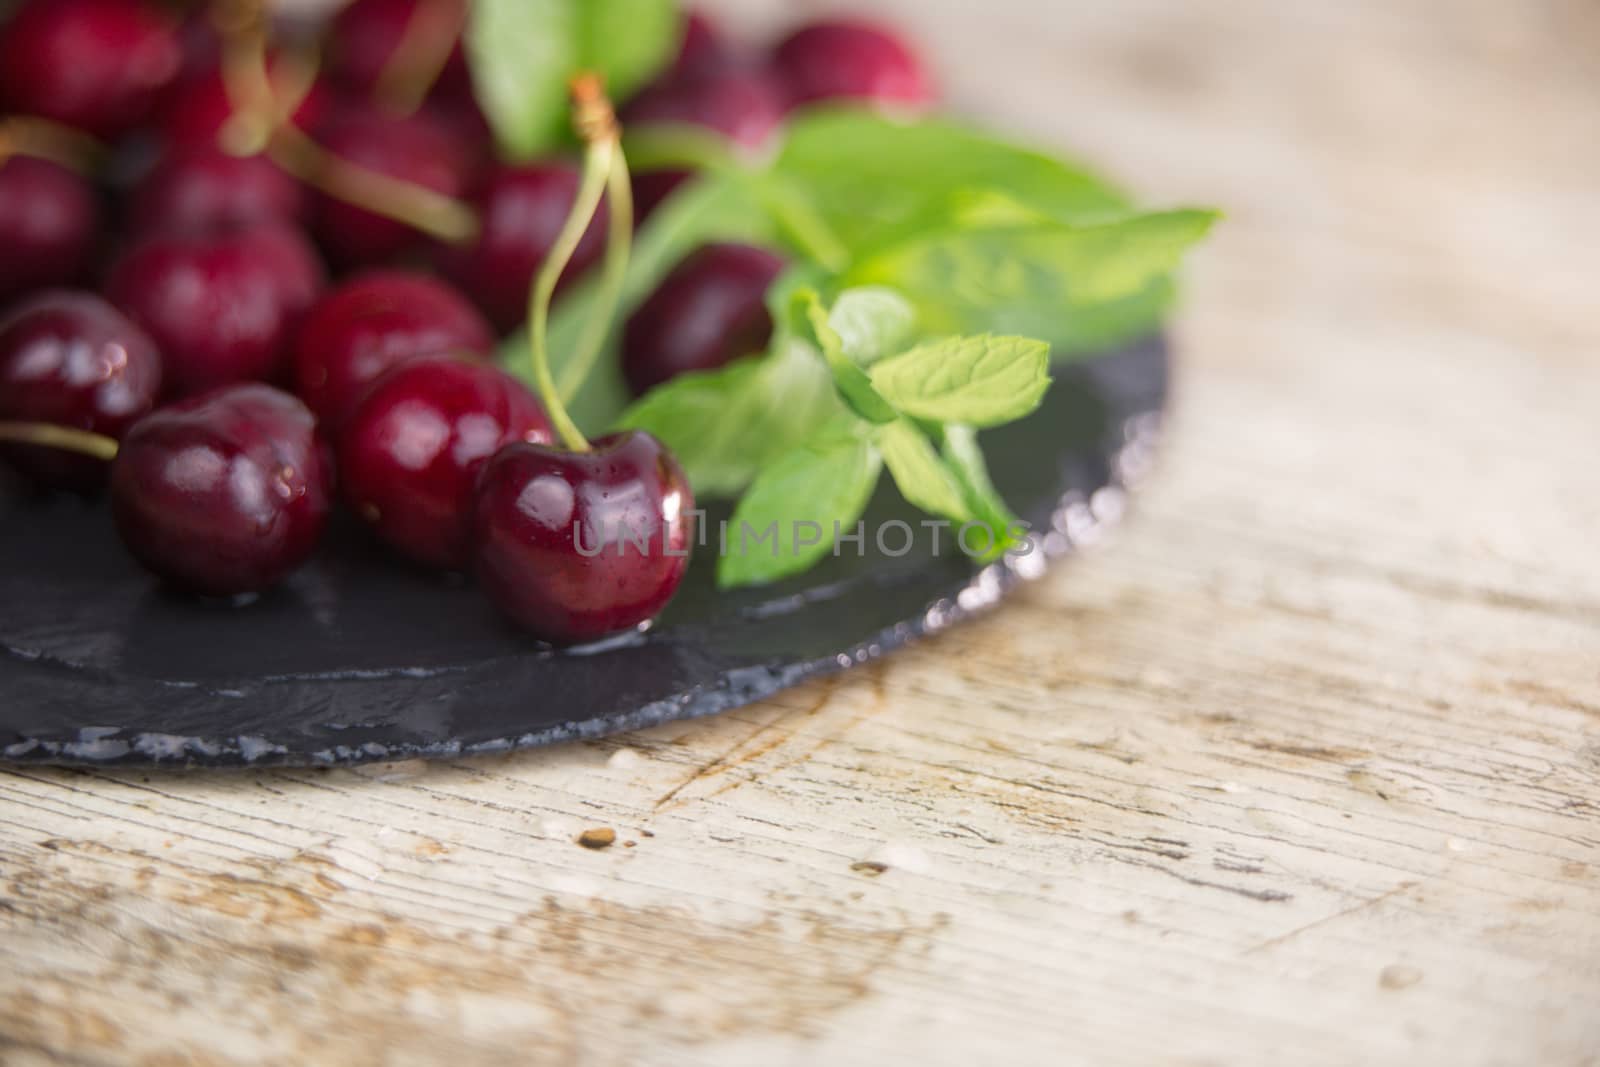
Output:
[875, 419, 973, 525]
[616, 334, 842, 497]
[718, 419, 882, 590]
[774, 110, 1132, 256]
[798, 291, 899, 424]
[467, 0, 679, 160]
[845, 210, 1217, 358]
[869, 334, 1051, 427]
[828, 287, 917, 366]
[499, 173, 778, 429]
[941, 424, 1023, 561]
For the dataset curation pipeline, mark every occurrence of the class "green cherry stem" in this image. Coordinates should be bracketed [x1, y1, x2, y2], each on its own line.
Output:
[526, 74, 620, 454]
[0, 422, 119, 462]
[557, 129, 635, 405]
[374, 0, 466, 116]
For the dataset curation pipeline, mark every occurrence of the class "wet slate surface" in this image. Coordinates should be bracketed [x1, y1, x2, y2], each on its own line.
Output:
[0, 336, 1167, 767]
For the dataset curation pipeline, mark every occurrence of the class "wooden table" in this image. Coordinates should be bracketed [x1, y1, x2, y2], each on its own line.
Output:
[4, 1, 1598, 1063]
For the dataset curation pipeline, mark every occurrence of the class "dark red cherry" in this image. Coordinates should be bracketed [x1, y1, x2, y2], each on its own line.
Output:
[312, 108, 478, 269]
[0, 0, 181, 138]
[129, 147, 305, 236]
[327, 0, 475, 110]
[109, 383, 333, 596]
[106, 222, 326, 397]
[159, 57, 329, 150]
[621, 243, 785, 395]
[339, 356, 552, 570]
[0, 156, 99, 305]
[671, 11, 733, 78]
[291, 270, 494, 427]
[771, 19, 935, 111]
[473, 432, 694, 645]
[632, 170, 692, 226]
[435, 163, 607, 333]
[620, 66, 786, 151]
[0, 291, 162, 489]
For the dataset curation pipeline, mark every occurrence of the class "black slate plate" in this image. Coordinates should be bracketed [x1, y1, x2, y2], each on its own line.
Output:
[0, 335, 1167, 767]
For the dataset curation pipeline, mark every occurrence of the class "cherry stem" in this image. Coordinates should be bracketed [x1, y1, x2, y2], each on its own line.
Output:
[213, 0, 479, 244]
[375, 0, 466, 116]
[558, 130, 635, 405]
[0, 422, 119, 462]
[0, 116, 108, 174]
[527, 74, 623, 454]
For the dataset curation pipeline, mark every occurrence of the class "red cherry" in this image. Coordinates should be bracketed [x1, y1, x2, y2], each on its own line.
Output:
[620, 66, 786, 151]
[339, 356, 552, 570]
[434, 163, 607, 333]
[106, 222, 326, 397]
[0, 291, 162, 489]
[312, 107, 479, 269]
[129, 147, 306, 236]
[671, 11, 733, 79]
[159, 58, 329, 150]
[109, 383, 333, 596]
[0, 0, 181, 138]
[621, 243, 785, 394]
[0, 156, 100, 306]
[327, 0, 476, 110]
[291, 270, 495, 428]
[771, 19, 935, 111]
[473, 432, 694, 645]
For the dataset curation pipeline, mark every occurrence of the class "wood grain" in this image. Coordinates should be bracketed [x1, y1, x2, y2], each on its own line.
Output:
[3, 0, 1599, 1064]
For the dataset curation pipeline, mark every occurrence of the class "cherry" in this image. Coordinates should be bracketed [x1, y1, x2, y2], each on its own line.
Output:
[129, 147, 305, 236]
[621, 243, 785, 395]
[291, 270, 494, 428]
[0, 292, 161, 489]
[109, 383, 333, 597]
[771, 19, 935, 111]
[338, 356, 552, 570]
[106, 222, 326, 397]
[0, 156, 100, 305]
[435, 163, 608, 333]
[0, 0, 181, 139]
[159, 58, 330, 150]
[312, 108, 478, 269]
[677, 11, 733, 76]
[472, 432, 694, 645]
[620, 66, 786, 151]
[326, 0, 475, 111]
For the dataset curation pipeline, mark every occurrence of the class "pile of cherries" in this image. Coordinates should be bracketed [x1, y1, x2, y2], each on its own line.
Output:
[0, 0, 932, 645]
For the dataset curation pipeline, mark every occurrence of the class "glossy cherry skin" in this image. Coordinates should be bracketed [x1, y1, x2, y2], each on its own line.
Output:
[435, 163, 607, 333]
[339, 356, 552, 570]
[0, 292, 162, 489]
[106, 223, 326, 397]
[473, 432, 694, 645]
[129, 148, 306, 236]
[0, 157, 100, 306]
[313, 108, 478, 269]
[622, 243, 785, 395]
[291, 270, 495, 427]
[771, 19, 935, 111]
[327, 0, 475, 110]
[0, 0, 181, 138]
[159, 58, 330, 149]
[109, 384, 333, 597]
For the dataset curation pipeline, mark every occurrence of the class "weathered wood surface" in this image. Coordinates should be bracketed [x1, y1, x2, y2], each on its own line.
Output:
[3, 0, 1598, 1064]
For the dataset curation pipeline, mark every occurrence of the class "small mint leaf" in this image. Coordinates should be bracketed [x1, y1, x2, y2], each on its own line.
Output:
[875, 420, 973, 524]
[828, 287, 917, 366]
[942, 424, 1023, 561]
[616, 335, 842, 497]
[798, 291, 900, 425]
[869, 335, 1051, 427]
[718, 420, 882, 589]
